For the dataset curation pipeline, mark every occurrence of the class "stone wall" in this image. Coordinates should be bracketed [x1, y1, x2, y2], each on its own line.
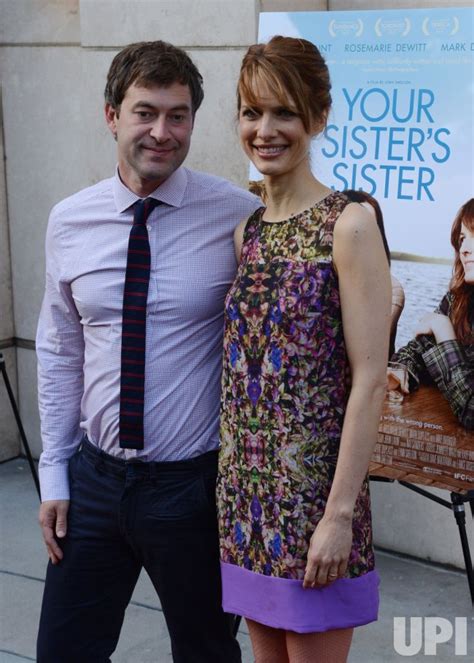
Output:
[0, 80, 18, 461]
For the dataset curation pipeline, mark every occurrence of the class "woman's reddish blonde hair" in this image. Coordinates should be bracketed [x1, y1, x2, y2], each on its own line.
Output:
[237, 36, 332, 133]
[450, 198, 474, 344]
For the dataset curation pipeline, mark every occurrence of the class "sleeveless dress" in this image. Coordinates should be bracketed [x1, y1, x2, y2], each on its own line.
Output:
[217, 192, 379, 633]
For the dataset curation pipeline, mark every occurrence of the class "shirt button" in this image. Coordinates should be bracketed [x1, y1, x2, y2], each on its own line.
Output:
[147, 224, 151, 231]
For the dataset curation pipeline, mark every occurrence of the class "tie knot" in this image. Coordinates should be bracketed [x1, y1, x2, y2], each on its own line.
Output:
[133, 198, 160, 225]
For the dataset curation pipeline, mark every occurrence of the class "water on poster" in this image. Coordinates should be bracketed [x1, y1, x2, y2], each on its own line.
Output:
[391, 260, 453, 349]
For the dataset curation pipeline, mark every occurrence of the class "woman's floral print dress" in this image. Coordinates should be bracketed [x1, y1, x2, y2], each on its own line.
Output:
[217, 192, 379, 632]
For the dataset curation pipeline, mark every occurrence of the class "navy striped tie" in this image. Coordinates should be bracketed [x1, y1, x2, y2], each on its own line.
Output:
[119, 197, 159, 450]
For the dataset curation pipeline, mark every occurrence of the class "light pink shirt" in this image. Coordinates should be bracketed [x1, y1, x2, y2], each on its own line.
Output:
[36, 167, 260, 501]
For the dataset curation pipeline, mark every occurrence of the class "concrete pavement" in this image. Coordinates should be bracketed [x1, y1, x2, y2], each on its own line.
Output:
[1, 458, 472, 662]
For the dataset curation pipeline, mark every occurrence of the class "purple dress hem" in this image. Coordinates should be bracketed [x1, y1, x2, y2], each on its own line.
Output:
[221, 561, 380, 633]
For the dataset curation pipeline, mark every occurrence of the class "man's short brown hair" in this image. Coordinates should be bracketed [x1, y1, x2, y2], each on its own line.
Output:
[105, 40, 204, 114]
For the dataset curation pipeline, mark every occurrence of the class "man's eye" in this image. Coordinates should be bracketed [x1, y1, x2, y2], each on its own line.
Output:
[171, 114, 185, 122]
[136, 111, 153, 119]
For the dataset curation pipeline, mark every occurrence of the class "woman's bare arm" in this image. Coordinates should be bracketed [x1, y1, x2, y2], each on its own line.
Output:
[304, 203, 391, 588]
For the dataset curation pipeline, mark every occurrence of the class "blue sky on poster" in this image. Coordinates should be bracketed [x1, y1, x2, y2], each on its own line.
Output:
[253, 8, 473, 259]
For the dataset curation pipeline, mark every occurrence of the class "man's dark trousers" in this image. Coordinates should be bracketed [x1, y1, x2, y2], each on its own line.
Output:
[36, 438, 241, 663]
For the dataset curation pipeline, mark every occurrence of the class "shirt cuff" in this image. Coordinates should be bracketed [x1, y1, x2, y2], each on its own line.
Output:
[422, 340, 465, 382]
[406, 366, 420, 390]
[39, 463, 70, 502]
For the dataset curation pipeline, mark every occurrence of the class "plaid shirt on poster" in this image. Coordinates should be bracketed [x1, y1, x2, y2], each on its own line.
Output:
[392, 292, 474, 430]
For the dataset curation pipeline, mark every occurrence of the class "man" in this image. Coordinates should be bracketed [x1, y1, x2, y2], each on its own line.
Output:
[36, 41, 260, 662]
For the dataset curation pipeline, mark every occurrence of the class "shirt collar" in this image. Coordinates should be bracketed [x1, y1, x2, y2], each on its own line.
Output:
[113, 166, 188, 213]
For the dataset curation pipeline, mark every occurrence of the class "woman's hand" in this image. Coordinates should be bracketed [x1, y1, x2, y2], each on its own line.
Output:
[415, 313, 456, 344]
[387, 363, 409, 394]
[303, 515, 353, 588]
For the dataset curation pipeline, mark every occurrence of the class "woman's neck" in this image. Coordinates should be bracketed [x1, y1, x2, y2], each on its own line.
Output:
[262, 164, 332, 223]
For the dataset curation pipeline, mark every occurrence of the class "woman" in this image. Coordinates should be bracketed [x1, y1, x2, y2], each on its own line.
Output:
[390, 198, 474, 430]
[217, 37, 391, 662]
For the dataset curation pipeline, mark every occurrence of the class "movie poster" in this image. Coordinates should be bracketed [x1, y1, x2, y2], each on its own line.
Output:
[257, 8, 473, 489]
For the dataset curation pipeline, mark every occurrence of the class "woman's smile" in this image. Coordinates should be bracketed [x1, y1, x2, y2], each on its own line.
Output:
[252, 144, 288, 158]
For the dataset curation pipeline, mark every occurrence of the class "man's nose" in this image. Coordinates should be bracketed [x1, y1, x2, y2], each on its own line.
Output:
[150, 117, 170, 142]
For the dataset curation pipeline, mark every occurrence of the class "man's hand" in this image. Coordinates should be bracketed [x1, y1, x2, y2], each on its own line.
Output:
[39, 500, 69, 564]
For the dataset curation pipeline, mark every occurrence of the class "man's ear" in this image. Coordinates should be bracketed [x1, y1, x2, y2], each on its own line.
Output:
[105, 103, 119, 140]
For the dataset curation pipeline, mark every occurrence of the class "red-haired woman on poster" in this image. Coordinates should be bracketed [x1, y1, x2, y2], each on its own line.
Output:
[390, 199, 474, 430]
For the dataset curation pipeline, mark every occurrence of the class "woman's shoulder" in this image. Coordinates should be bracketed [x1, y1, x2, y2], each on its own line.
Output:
[317, 190, 368, 230]
[332, 195, 376, 239]
[242, 206, 265, 235]
[436, 291, 453, 315]
[319, 190, 351, 216]
[234, 207, 265, 261]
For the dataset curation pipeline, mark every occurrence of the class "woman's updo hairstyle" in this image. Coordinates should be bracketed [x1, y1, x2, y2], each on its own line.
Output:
[237, 35, 332, 134]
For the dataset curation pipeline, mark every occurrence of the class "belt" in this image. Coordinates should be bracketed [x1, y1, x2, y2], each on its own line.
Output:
[78, 436, 218, 479]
